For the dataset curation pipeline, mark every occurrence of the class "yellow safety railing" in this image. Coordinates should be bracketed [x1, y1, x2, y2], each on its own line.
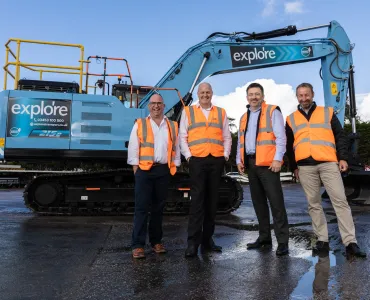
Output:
[3, 38, 85, 93]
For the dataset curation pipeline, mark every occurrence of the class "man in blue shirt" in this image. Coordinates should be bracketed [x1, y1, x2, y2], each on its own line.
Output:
[236, 82, 289, 256]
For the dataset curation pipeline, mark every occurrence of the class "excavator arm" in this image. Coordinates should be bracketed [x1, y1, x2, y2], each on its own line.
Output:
[140, 20, 369, 205]
[140, 20, 352, 127]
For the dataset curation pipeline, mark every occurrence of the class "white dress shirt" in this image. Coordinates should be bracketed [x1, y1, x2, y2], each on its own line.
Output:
[127, 116, 181, 166]
[179, 104, 232, 159]
[236, 107, 286, 164]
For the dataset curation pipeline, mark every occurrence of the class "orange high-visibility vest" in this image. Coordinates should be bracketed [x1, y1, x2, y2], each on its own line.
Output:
[136, 117, 178, 175]
[185, 105, 225, 157]
[286, 106, 337, 162]
[238, 101, 278, 166]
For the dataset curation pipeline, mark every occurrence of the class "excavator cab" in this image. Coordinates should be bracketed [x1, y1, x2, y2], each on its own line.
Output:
[112, 83, 151, 108]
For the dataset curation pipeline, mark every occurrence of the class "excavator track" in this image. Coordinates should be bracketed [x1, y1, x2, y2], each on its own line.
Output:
[23, 169, 244, 216]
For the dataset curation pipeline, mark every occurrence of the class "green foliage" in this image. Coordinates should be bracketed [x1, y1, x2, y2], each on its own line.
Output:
[344, 121, 370, 165]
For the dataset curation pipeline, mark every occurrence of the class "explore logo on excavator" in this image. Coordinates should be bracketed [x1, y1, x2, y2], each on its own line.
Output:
[10, 100, 69, 120]
[230, 45, 313, 68]
[6, 98, 71, 138]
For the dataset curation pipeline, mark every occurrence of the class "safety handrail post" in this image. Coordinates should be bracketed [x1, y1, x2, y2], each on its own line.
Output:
[14, 40, 21, 89]
[79, 47, 84, 93]
[121, 58, 134, 106]
[4, 48, 9, 90]
[85, 56, 92, 94]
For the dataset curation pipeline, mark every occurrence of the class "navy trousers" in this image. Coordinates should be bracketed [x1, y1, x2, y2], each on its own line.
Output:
[131, 164, 170, 249]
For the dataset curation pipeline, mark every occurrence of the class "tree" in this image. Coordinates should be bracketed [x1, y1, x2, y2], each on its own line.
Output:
[344, 121, 370, 165]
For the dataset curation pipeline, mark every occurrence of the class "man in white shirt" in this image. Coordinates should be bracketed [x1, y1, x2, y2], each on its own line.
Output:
[179, 82, 232, 257]
[127, 93, 181, 259]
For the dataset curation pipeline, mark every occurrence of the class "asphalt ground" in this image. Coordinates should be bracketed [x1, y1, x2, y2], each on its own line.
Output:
[0, 184, 369, 300]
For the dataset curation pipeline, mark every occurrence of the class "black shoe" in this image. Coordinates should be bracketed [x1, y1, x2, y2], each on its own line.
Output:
[346, 243, 367, 259]
[247, 238, 272, 250]
[313, 241, 330, 255]
[318, 250, 329, 259]
[185, 244, 199, 258]
[276, 243, 289, 256]
[201, 238, 222, 252]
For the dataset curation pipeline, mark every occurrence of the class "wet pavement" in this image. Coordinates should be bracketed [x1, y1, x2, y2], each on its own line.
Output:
[0, 184, 369, 300]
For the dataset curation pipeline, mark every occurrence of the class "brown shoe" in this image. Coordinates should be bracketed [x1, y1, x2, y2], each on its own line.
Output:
[132, 248, 145, 259]
[152, 243, 167, 254]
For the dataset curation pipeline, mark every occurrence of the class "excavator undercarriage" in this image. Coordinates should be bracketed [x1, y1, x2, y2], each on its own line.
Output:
[23, 168, 244, 216]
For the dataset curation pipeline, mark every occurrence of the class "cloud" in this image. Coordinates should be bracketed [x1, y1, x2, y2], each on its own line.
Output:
[191, 81, 370, 133]
[194, 79, 298, 129]
[356, 93, 370, 121]
[284, 1, 304, 14]
[262, 0, 276, 17]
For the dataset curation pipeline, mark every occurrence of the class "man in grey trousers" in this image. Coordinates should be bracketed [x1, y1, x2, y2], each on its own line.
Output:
[237, 82, 289, 256]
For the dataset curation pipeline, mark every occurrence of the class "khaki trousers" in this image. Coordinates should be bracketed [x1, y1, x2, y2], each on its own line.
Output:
[298, 162, 357, 246]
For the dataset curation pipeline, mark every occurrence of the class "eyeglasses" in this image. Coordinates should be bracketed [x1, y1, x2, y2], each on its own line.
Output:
[149, 102, 164, 106]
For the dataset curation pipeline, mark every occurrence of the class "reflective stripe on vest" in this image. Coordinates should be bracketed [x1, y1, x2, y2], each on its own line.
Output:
[288, 107, 331, 134]
[258, 105, 273, 133]
[189, 138, 223, 147]
[166, 119, 177, 170]
[287, 106, 337, 162]
[256, 140, 276, 146]
[167, 119, 177, 151]
[188, 106, 223, 132]
[139, 118, 155, 161]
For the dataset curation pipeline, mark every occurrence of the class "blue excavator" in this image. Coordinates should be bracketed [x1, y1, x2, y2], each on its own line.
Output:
[1, 20, 369, 215]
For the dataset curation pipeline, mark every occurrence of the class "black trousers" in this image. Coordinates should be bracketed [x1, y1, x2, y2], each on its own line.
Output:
[187, 155, 225, 245]
[246, 157, 289, 244]
[131, 164, 170, 249]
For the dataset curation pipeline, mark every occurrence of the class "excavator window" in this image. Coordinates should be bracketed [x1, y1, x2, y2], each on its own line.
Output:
[112, 84, 151, 107]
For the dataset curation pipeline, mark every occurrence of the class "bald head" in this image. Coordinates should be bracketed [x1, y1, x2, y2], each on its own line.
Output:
[148, 93, 165, 119]
[197, 82, 213, 109]
[198, 82, 213, 92]
[149, 93, 164, 103]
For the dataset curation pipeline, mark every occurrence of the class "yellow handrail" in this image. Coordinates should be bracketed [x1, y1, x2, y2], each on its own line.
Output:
[5, 62, 81, 70]
[4, 38, 84, 92]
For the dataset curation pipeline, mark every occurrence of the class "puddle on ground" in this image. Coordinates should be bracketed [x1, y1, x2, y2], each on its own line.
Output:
[290, 249, 343, 299]
[0, 207, 32, 214]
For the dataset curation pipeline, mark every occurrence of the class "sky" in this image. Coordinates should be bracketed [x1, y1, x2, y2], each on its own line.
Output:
[1, 0, 370, 125]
